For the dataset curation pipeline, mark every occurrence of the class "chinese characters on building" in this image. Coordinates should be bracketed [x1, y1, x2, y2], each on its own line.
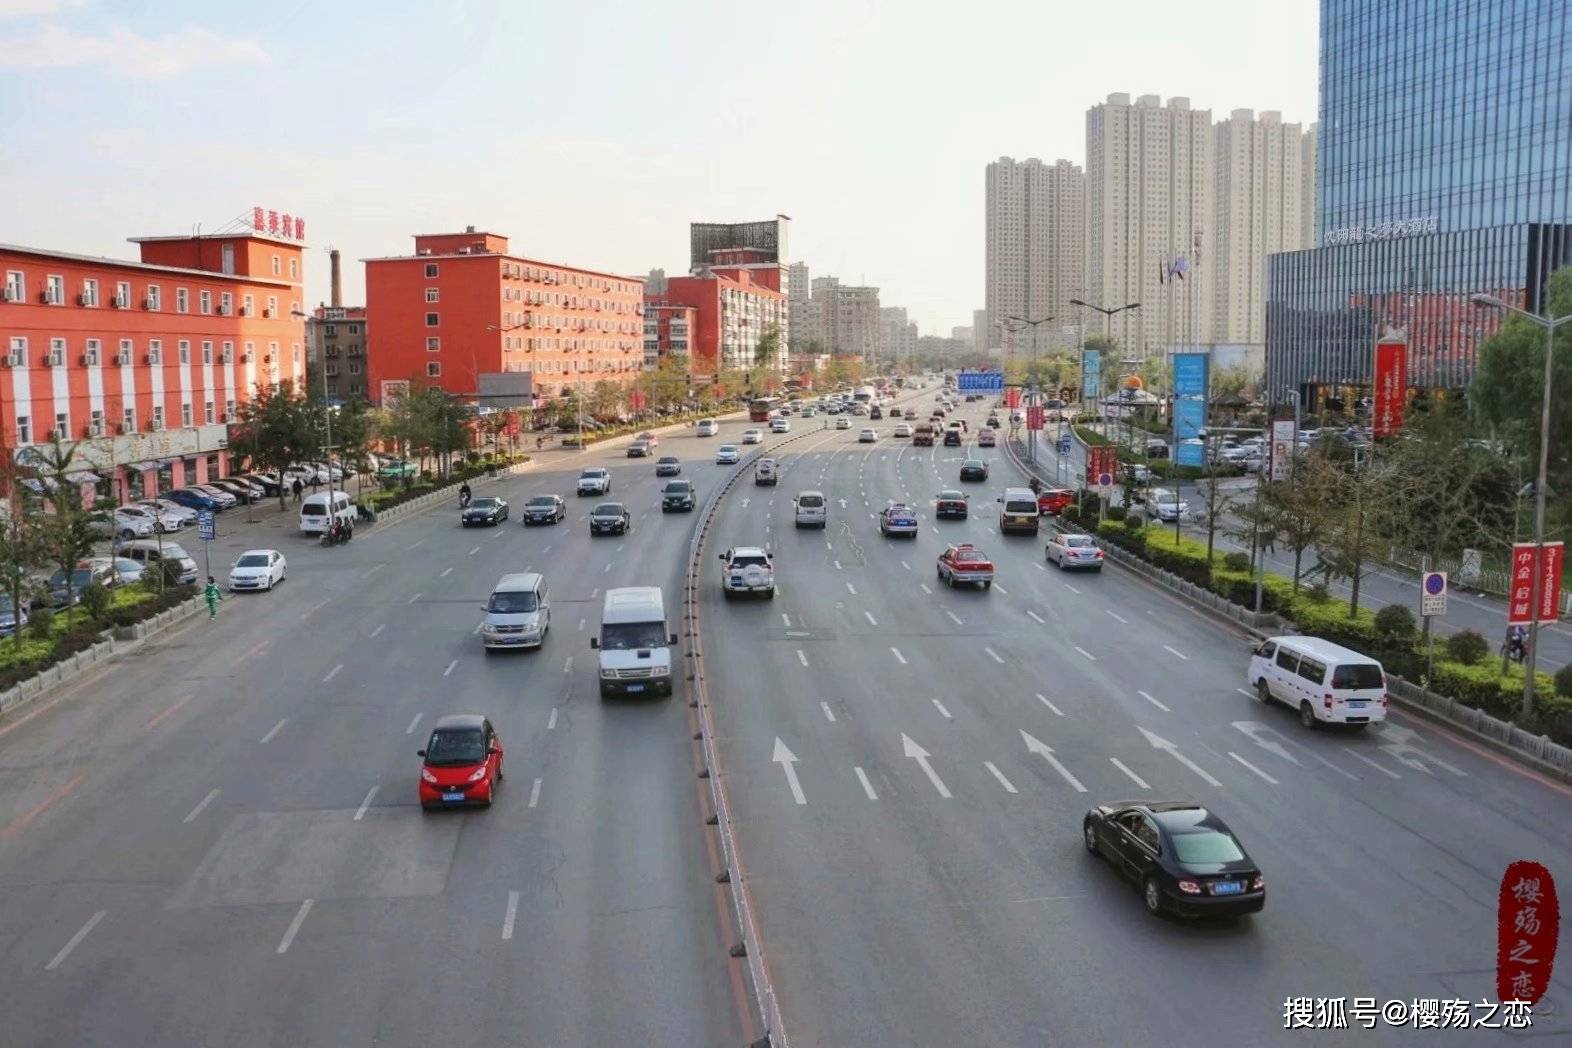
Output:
[251, 206, 306, 241]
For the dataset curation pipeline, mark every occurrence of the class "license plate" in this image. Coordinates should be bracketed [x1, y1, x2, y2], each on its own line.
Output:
[626, 684, 645, 693]
[1213, 881, 1242, 895]
[1349, 700, 1367, 708]
[442, 791, 465, 802]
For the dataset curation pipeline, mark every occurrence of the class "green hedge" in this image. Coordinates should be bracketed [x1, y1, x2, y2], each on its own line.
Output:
[0, 580, 197, 690]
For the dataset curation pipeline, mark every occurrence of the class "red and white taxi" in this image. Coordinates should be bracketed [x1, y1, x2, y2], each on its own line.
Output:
[936, 544, 995, 589]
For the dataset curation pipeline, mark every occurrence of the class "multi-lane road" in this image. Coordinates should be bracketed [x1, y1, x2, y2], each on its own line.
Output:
[0, 385, 1569, 1047]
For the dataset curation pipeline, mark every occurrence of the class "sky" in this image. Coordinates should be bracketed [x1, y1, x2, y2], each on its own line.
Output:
[0, 0, 1319, 336]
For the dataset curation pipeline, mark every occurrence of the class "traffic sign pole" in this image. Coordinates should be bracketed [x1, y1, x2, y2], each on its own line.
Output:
[197, 510, 216, 579]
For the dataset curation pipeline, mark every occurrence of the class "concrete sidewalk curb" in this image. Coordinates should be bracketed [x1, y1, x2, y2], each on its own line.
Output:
[0, 594, 205, 718]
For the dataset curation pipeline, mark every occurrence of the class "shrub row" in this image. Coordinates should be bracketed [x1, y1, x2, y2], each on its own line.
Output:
[0, 580, 197, 691]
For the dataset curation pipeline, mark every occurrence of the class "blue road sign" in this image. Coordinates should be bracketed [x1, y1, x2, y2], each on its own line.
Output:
[197, 510, 216, 542]
[956, 370, 1004, 393]
[1058, 435, 1072, 454]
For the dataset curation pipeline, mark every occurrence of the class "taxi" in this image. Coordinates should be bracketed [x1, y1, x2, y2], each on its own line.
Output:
[936, 544, 994, 589]
[878, 502, 919, 538]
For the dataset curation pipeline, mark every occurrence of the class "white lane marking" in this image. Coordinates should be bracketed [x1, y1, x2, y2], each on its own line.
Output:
[1229, 752, 1280, 785]
[846, 582, 857, 595]
[1074, 646, 1096, 661]
[577, 617, 586, 631]
[439, 567, 453, 578]
[864, 610, 878, 626]
[443, 660, 457, 678]
[548, 707, 558, 730]
[543, 545, 552, 554]
[1021, 729, 1087, 792]
[616, 543, 624, 553]
[473, 621, 483, 635]
[920, 583, 932, 594]
[44, 910, 107, 971]
[930, 526, 939, 535]
[1236, 688, 1256, 698]
[502, 891, 520, 941]
[994, 583, 1008, 595]
[833, 560, 843, 570]
[469, 546, 480, 556]
[773, 738, 807, 805]
[1034, 562, 1046, 571]
[1063, 582, 1082, 595]
[945, 610, 963, 625]
[590, 588, 598, 599]
[528, 778, 542, 808]
[276, 899, 314, 954]
[1106, 610, 1128, 624]
[354, 786, 379, 821]
[1344, 747, 1402, 779]
[405, 713, 422, 735]
[406, 539, 424, 551]
[1139, 727, 1222, 788]
[900, 560, 911, 571]
[1037, 693, 1064, 716]
[1162, 645, 1190, 661]
[890, 647, 907, 665]
[984, 761, 1019, 794]
[821, 702, 836, 723]
[367, 562, 387, 577]
[901, 733, 951, 798]
[1026, 609, 1045, 624]
[322, 664, 343, 683]
[562, 656, 573, 674]
[369, 623, 385, 639]
[1110, 758, 1151, 789]
[260, 718, 287, 744]
[182, 788, 220, 824]
[826, 542, 832, 550]
[781, 613, 791, 627]
[407, 592, 421, 604]
[984, 646, 1005, 664]
[1138, 690, 1171, 712]
[797, 649, 809, 667]
[932, 699, 952, 719]
[603, 563, 611, 574]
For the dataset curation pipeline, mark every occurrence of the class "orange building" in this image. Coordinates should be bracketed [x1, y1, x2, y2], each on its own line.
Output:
[364, 227, 645, 405]
[0, 227, 306, 503]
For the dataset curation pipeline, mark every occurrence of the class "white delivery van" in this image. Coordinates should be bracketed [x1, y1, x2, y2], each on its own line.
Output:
[1247, 635, 1388, 730]
[590, 586, 677, 699]
[119, 539, 199, 585]
[299, 490, 355, 534]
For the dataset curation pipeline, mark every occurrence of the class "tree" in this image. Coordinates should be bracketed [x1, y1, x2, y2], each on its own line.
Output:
[329, 396, 376, 494]
[234, 380, 318, 508]
[755, 324, 782, 369]
[1191, 433, 1235, 562]
[1311, 452, 1397, 616]
[636, 356, 691, 413]
[589, 380, 622, 421]
[0, 510, 45, 650]
[1212, 363, 1257, 402]
[29, 438, 106, 625]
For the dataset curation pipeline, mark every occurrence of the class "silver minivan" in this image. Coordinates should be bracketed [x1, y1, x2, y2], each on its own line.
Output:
[118, 539, 199, 585]
[480, 572, 550, 650]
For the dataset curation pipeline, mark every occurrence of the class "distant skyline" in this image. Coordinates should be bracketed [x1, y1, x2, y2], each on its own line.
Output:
[0, 0, 1319, 336]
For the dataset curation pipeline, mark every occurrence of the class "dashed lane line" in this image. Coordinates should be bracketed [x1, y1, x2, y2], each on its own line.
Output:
[1138, 690, 1170, 712]
[276, 899, 314, 954]
[1036, 694, 1064, 716]
[354, 786, 379, 821]
[260, 719, 287, 744]
[1074, 646, 1096, 661]
[44, 910, 107, 971]
[984, 761, 1019, 794]
[1026, 609, 1045, 624]
[502, 891, 520, 941]
[182, 789, 220, 824]
[797, 649, 809, 667]
[1163, 645, 1190, 661]
[405, 713, 422, 735]
[528, 778, 542, 808]
[821, 702, 836, 723]
[1110, 758, 1151, 789]
[932, 699, 952, 719]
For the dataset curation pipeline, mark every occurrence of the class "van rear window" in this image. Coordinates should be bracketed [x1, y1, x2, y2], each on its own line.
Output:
[1004, 501, 1036, 514]
[1332, 663, 1384, 689]
[301, 505, 324, 516]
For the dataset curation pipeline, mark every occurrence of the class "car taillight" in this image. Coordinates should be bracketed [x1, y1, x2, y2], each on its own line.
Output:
[421, 768, 438, 784]
[1324, 693, 1333, 709]
[1250, 875, 1265, 891]
[1095, 551, 1103, 558]
[1177, 880, 1202, 895]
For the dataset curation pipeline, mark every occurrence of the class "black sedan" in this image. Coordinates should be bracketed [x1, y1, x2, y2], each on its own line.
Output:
[461, 496, 509, 526]
[521, 494, 566, 526]
[655, 456, 682, 477]
[959, 459, 989, 482]
[589, 502, 632, 535]
[934, 490, 969, 519]
[1083, 801, 1265, 918]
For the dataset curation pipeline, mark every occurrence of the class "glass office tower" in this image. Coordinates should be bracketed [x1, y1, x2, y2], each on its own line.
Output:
[1267, 0, 1572, 402]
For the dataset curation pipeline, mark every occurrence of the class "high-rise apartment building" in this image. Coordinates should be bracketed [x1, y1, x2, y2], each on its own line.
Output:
[786, 261, 814, 349]
[1300, 125, 1318, 248]
[985, 157, 1084, 357]
[1211, 110, 1314, 344]
[880, 306, 919, 364]
[972, 309, 987, 353]
[810, 277, 881, 361]
[1085, 94, 1212, 359]
[645, 270, 786, 376]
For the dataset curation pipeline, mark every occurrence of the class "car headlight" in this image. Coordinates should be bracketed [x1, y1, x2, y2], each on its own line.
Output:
[467, 766, 488, 782]
[601, 668, 617, 679]
[421, 768, 438, 784]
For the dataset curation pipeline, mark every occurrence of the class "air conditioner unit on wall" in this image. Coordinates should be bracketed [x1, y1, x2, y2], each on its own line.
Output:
[44, 352, 63, 367]
[116, 351, 131, 365]
[146, 352, 161, 365]
[112, 295, 129, 309]
[78, 293, 94, 306]
[143, 297, 157, 310]
[149, 419, 164, 432]
[1, 287, 17, 302]
[2, 353, 17, 367]
[86, 422, 102, 438]
[221, 350, 232, 363]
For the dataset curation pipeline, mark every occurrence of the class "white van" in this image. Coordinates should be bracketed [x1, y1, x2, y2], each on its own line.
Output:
[590, 586, 677, 698]
[480, 572, 550, 650]
[695, 419, 719, 437]
[793, 490, 827, 528]
[997, 487, 1040, 535]
[299, 490, 355, 534]
[118, 539, 199, 585]
[1247, 635, 1388, 729]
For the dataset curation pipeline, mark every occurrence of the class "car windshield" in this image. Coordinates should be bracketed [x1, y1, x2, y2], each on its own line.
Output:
[719, 446, 738, 453]
[51, 569, 96, 588]
[424, 729, 486, 766]
[798, 495, 823, 508]
[489, 591, 538, 613]
[593, 504, 624, 515]
[301, 504, 324, 516]
[469, 498, 500, 510]
[581, 470, 606, 479]
[1065, 536, 1095, 548]
[526, 497, 557, 508]
[236, 553, 270, 568]
[601, 622, 668, 650]
[659, 457, 677, 464]
[1171, 830, 1246, 865]
[1332, 663, 1385, 689]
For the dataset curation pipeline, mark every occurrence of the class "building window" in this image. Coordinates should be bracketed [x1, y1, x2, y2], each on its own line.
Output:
[242, 294, 254, 317]
[181, 403, 194, 428]
[324, 324, 337, 336]
[114, 281, 130, 308]
[53, 411, 68, 441]
[349, 324, 360, 335]
[348, 362, 361, 376]
[4, 270, 22, 301]
[204, 401, 215, 425]
[145, 285, 161, 310]
[427, 361, 441, 377]
[178, 341, 190, 365]
[45, 274, 64, 304]
[81, 278, 99, 307]
[426, 337, 440, 351]
[199, 289, 212, 314]
[122, 407, 135, 433]
[266, 295, 278, 317]
[426, 288, 439, 303]
[271, 255, 281, 276]
[202, 341, 213, 364]
[289, 259, 298, 279]
[16, 415, 29, 445]
[90, 409, 104, 436]
[118, 338, 131, 363]
[425, 262, 439, 278]
[220, 292, 233, 315]
[7, 336, 24, 367]
[175, 287, 189, 313]
[151, 405, 164, 430]
[225, 398, 236, 420]
[84, 339, 100, 366]
[426, 312, 439, 327]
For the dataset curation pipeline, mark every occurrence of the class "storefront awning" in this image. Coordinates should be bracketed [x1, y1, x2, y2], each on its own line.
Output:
[19, 477, 57, 493]
[158, 456, 183, 465]
[65, 471, 102, 484]
[129, 461, 159, 472]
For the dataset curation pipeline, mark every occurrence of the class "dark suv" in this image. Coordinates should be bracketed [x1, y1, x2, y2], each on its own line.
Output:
[662, 480, 695, 513]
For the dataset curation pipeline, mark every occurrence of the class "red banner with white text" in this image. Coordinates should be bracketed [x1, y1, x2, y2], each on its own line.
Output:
[1508, 541, 1564, 624]
[1373, 337, 1407, 439]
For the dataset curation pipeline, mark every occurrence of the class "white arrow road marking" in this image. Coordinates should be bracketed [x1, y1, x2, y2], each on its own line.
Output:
[797, 649, 809, 667]
[528, 778, 542, 808]
[502, 891, 520, 941]
[1110, 758, 1150, 789]
[984, 646, 1005, 664]
[1138, 726, 1221, 787]
[260, 719, 287, 744]
[901, 733, 951, 798]
[1106, 610, 1128, 624]
[1343, 747, 1402, 779]
[1228, 752, 1280, 785]
[547, 708, 558, 730]
[183, 788, 220, 824]
[1074, 646, 1096, 661]
[1037, 693, 1064, 716]
[1026, 609, 1045, 624]
[354, 786, 378, 821]
[1020, 730, 1087, 792]
[932, 699, 952, 719]
[773, 738, 807, 805]
[984, 761, 1019, 793]
[821, 702, 836, 722]
[1162, 645, 1190, 661]
[1231, 721, 1302, 765]
[1138, 691, 1170, 712]
[405, 713, 422, 735]
[838, 498, 847, 508]
[864, 610, 877, 625]
[1379, 723, 1469, 776]
[276, 899, 314, 954]
[45, 910, 107, 971]
[945, 610, 963, 626]
[890, 647, 907, 665]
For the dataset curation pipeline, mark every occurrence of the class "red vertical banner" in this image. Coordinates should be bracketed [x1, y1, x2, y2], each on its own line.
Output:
[1497, 861, 1558, 1005]
[1539, 541, 1564, 623]
[1004, 387, 1021, 409]
[1372, 337, 1408, 438]
[1085, 445, 1103, 486]
[1509, 542, 1564, 624]
[1026, 406, 1045, 430]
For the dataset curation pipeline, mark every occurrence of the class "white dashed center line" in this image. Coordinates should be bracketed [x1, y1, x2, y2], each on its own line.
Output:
[1163, 645, 1190, 661]
[440, 567, 453, 578]
[260, 718, 287, 744]
[182, 788, 220, 824]
[1139, 690, 1170, 712]
[890, 647, 907, 665]
[276, 900, 314, 954]
[502, 891, 520, 941]
[864, 610, 877, 625]
[797, 649, 809, 667]
[528, 778, 542, 808]
[1074, 646, 1097, 661]
[984, 646, 1005, 664]
[821, 702, 836, 722]
[1025, 609, 1045, 624]
[984, 761, 1019, 794]
[443, 660, 457, 678]
[369, 624, 385, 639]
[1037, 694, 1064, 716]
[1105, 610, 1128, 624]
[846, 582, 857, 595]
[945, 610, 963, 626]
[854, 766, 878, 800]
[45, 910, 107, 971]
[405, 713, 422, 735]
[932, 699, 952, 719]
[354, 786, 378, 821]
[322, 664, 343, 683]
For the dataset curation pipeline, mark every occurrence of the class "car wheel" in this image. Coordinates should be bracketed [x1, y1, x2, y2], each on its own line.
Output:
[765, 587, 775, 600]
[982, 580, 991, 589]
[1143, 876, 1165, 916]
[1256, 680, 1272, 706]
[1299, 701, 1319, 729]
[482, 780, 495, 807]
[1083, 820, 1099, 855]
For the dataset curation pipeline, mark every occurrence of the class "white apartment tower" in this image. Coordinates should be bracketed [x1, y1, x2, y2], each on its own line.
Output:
[810, 276, 881, 361]
[1085, 94, 1213, 359]
[786, 261, 814, 349]
[985, 157, 1084, 357]
[1212, 109, 1314, 344]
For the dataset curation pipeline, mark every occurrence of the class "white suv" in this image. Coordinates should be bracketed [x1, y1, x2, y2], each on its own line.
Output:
[770, 417, 791, 433]
[719, 546, 775, 599]
[793, 491, 827, 528]
[577, 468, 611, 496]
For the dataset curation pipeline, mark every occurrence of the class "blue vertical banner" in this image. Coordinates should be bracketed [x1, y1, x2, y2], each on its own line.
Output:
[1172, 352, 1210, 467]
[1080, 349, 1101, 400]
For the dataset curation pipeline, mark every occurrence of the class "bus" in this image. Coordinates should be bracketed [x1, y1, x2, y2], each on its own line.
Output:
[852, 385, 877, 405]
[749, 396, 782, 422]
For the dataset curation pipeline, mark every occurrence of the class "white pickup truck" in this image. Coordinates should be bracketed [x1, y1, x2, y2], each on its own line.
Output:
[719, 546, 775, 599]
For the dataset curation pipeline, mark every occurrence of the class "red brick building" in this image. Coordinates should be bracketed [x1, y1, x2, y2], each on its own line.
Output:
[641, 303, 697, 368]
[364, 228, 645, 404]
[0, 227, 306, 503]
[643, 269, 786, 377]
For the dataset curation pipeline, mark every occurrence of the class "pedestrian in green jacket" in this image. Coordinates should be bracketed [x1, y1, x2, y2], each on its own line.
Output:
[204, 576, 223, 619]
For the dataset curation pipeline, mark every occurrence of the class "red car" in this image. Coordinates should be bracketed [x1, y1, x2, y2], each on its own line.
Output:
[418, 714, 505, 810]
[937, 543, 995, 589]
[1038, 488, 1074, 516]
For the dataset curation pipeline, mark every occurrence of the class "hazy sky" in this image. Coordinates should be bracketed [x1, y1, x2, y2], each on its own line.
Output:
[0, 0, 1318, 335]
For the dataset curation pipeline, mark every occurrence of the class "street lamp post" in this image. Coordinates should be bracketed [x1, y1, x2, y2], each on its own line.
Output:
[1070, 298, 1141, 471]
[1007, 314, 1056, 464]
[1470, 292, 1572, 716]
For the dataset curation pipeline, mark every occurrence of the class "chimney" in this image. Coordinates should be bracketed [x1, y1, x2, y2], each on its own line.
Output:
[329, 248, 342, 308]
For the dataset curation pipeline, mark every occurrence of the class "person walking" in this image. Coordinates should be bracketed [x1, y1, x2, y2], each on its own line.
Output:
[204, 576, 223, 619]
[291, 476, 303, 504]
